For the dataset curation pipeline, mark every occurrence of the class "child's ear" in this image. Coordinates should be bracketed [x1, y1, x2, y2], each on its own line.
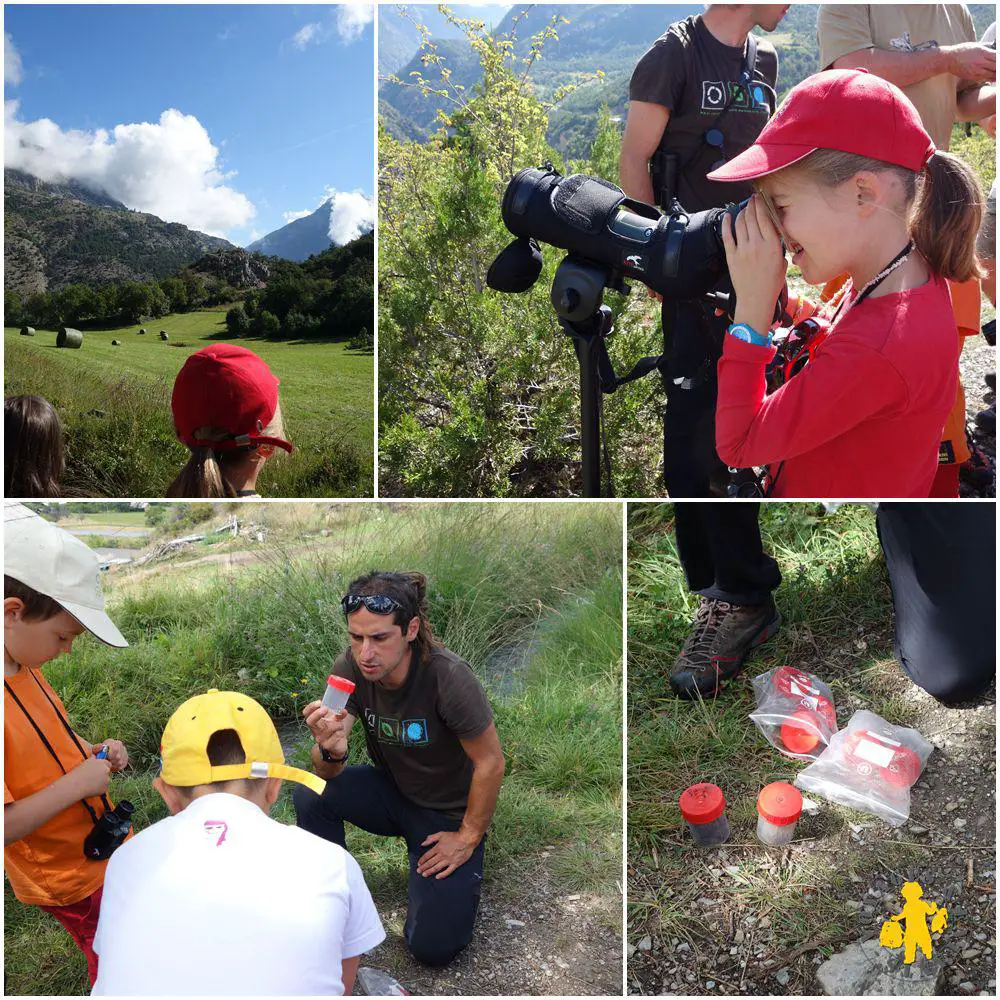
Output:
[153, 777, 186, 816]
[854, 172, 880, 215]
[4, 597, 26, 624]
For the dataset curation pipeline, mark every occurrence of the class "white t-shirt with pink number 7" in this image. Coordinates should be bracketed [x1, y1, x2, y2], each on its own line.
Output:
[91, 792, 385, 995]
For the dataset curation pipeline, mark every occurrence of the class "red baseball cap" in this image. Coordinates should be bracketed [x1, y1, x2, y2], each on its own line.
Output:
[171, 344, 294, 453]
[707, 69, 935, 183]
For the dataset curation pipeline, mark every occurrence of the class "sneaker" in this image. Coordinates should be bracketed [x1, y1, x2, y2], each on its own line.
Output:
[974, 403, 996, 435]
[669, 596, 781, 700]
[960, 439, 995, 489]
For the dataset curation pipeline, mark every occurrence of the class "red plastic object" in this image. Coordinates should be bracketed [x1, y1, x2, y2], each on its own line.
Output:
[679, 783, 726, 825]
[780, 709, 823, 754]
[327, 675, 356, 694]
[757, 782, 803, 826]
[772, 666, 819, 698]
[844, 730, 922, 788]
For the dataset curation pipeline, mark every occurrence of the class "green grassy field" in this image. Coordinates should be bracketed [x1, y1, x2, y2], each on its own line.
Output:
[5, 309, 374, 498]
[3, 502, 623, 995]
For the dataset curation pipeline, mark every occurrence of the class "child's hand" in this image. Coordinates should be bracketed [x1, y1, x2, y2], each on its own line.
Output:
[71, 756, 112, 798]
[302, 700, 349, 759]
[94, 740, 129, 772]
[722, 194, 788, 335]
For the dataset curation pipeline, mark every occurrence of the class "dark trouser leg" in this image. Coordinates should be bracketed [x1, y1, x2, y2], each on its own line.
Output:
[877, 503, 996, 703]
[405, 835, 485, 966]
[661, 299, 728, 498]
[674, 502, 782, 606]
[293, 765, 484, 966]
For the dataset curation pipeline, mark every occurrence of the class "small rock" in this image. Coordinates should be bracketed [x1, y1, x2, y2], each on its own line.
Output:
[954, 818, 968, 829]
[506, 919, 525, 929]
[637, 935, 652, 951]
[775, 968, 791, 986]
[706, 981, 716, 990]
[909, 825, 929, 835]
[677, 941, 691, 953]
[946, 802, 960, 812]
[962, 948, 981, 959]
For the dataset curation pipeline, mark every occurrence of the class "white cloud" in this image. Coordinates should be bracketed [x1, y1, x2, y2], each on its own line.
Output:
[336, 4, 374, 43]
[4, 102, 255, 237]
[324, 188, 374, 244]
[291, 23, 320, 49]
[282, 208, 313, 223]
[287, 5, 373, 50]
[5, 34, 23, 86]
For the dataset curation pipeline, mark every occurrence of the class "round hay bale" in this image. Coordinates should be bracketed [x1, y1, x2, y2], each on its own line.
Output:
[56, 327, 84, 349]
[112, 339, 122, 346]
[138, 328, 147, 335]
[19, 326, 35, 337]
[159, 330, 169, 341]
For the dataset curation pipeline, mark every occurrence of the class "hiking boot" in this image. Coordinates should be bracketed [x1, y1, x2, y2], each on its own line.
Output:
[669, 596, 781, 700]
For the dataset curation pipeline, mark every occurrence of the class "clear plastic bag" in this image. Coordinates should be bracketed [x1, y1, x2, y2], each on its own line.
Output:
[749, 666, 838, 760]
[794, 709, 933, 826]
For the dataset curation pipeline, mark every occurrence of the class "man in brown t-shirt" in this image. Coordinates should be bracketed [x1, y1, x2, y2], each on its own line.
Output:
[620, 4, 787, 500]
[293, 571, 505, 967]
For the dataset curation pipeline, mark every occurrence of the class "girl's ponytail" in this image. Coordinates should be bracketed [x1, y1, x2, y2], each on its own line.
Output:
[166, 446, 234, 498]
[910, 150, 985, 283]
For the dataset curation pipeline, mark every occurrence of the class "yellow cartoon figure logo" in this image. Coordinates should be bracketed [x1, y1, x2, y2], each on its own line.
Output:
[879, 881, 948, 964]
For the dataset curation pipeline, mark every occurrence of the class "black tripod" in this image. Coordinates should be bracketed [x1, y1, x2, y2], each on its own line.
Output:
[551, 256, 627, 498]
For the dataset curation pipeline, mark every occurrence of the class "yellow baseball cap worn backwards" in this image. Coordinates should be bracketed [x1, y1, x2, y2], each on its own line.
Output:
[160, 689, 326, 796]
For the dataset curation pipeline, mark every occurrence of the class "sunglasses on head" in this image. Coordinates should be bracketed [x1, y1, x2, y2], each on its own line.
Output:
[341, 593, 402, 616]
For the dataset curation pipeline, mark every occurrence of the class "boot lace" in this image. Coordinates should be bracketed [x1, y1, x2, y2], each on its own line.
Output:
[681, 599, 736, 663]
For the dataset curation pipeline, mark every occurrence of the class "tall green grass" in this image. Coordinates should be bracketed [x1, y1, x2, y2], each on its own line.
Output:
[4, 316, 372, 497]
[4, 502, 623, 995]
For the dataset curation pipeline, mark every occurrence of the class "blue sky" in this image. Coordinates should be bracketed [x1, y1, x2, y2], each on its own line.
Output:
[4, 5, 374, 246]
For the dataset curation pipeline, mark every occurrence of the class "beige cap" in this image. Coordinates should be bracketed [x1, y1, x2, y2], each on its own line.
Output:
[4, 506, 128, 648]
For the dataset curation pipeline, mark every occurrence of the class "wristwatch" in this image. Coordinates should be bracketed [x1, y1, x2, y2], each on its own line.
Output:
[728, 322, 772, 347]
[319, 745, 348, 765]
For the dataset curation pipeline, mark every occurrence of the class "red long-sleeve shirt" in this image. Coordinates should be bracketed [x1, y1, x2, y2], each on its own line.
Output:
[716, 273, 960, 499]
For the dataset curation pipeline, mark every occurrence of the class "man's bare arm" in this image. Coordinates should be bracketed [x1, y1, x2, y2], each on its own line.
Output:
[956, 84, 996, 123]
[619, 101, 670, 205]
[830, 43, 995, 89]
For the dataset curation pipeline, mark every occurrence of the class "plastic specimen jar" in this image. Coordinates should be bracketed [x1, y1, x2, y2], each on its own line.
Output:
[679, 783, 730, 846]
[756, 782, 803, 845]
[321, 675, 355, 712]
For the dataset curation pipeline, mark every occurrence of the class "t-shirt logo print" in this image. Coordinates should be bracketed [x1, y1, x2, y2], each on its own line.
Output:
[401, 719, 430, 746]
[203, 820, 228, 847]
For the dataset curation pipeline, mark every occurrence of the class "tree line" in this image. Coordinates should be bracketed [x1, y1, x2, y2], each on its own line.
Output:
[5, 233, 374, 347]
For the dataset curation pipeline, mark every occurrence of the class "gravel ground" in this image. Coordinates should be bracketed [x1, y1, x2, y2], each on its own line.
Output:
[367, 867, 622, 995]
[960, 335, 996, 497]
[628, 621, 996, 996]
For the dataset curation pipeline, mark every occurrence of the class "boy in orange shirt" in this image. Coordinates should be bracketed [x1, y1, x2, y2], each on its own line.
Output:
[4, 505, 130, 985]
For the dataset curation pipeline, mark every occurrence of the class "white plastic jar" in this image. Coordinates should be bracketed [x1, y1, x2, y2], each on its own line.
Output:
[756, 782, 803, 845]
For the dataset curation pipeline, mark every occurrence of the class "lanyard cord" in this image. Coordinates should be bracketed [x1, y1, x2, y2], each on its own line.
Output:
[4, 674, 111, 823]
[831, 241, 915, 325]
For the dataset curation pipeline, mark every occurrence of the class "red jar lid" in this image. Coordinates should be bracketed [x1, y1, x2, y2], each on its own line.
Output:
[780, 709, 822, 754]
[757, 782, 803, 826]
[327, 675, 356, 694]
[679, 783, 726, 825]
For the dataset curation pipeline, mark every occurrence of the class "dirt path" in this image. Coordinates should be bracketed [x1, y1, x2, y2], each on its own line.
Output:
[367, 867, 622, 996]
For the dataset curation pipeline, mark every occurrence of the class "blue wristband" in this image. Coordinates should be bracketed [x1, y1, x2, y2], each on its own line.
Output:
[728, 322, 772, 347]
